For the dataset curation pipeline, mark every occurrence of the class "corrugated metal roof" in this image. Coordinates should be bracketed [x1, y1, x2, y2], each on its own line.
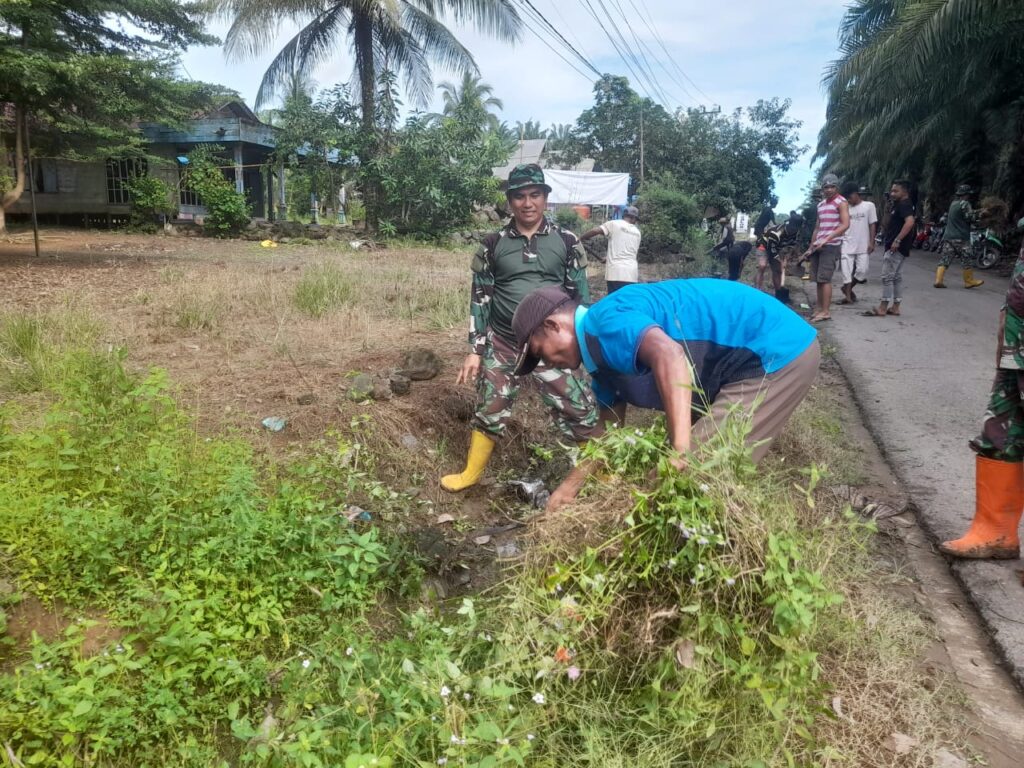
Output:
[492, 138, 547, 180]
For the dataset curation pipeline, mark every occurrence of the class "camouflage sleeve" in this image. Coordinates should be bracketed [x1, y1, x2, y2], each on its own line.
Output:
[469, 237, 497, 355]
[560, 229, 591, 306]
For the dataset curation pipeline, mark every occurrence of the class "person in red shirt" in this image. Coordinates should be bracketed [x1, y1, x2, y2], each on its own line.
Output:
[802, 173, 850, 322]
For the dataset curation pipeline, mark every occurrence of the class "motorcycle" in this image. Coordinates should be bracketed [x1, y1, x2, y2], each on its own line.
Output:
[970, 227, 1004, 270]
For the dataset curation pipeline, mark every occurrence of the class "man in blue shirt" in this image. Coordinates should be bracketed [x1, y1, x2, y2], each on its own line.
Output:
[512, 280, 821, 510]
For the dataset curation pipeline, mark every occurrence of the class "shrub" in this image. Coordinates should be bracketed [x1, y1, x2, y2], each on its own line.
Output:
[637, 173, 702, 259]
[553, 207, 583, 232]
[125, 173, 177, 229]
[185, 146, 251, 236]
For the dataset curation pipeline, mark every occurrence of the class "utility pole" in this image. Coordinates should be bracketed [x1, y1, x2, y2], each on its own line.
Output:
[638, 100, 647, 188]
[24, 113, 40, 259]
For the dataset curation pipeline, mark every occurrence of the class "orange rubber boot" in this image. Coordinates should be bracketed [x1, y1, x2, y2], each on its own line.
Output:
[939, 455, 1024, 559]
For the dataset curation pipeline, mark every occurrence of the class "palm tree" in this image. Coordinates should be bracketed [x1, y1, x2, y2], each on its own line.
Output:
[816, 0, 1024, 206]
[215, 0, 521, 136]
[437, 72, 503, 132]
[514, 119, 544, 140]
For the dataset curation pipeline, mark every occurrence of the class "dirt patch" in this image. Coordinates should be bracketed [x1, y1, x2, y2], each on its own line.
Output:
[3, 595, 124, 660]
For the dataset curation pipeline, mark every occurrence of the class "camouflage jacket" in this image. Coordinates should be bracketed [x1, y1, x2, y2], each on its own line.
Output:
[468, 217, 590, 355]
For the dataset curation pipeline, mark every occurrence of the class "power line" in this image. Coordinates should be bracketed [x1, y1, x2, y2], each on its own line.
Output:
[576, 0, 658, 101]
[628, 0, 716, 106]
[516, 0, 601, 78]
[600, 0, 679, 107]
[509, 0, 598, 84]
[607, 0, 698, 106]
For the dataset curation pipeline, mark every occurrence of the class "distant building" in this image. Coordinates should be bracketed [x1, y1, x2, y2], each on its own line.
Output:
[3, 101, 283, 226]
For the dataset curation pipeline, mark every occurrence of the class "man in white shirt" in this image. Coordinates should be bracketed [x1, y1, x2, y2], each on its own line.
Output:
[580, 205, 642, 294]
[838, 182, 877, 304]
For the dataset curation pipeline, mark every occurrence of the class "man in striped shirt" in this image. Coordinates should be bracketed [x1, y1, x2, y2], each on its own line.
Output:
[802, 173, 850, 322]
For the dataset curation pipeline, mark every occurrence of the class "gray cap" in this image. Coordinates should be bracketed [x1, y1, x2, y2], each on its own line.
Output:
[511, 286, 577, 375]
[821, 173, 840, 188]
[623, 205, 639, 219]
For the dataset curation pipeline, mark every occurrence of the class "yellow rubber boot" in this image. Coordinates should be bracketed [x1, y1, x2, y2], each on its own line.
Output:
[934, 265, 947, 288]
[963, 268, 984, 289]
[441, 430, 495, 492]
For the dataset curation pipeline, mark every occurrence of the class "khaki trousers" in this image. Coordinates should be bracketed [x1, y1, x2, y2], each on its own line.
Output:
[692, 339, 821, 463]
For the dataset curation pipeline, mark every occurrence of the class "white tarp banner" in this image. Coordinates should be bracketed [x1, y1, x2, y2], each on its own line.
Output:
[544, 170, 630, 205]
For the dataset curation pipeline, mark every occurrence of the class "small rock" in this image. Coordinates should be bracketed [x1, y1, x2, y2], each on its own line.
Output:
[933, 748, 968, 768]
[348, 373, 374, 401]
[436, 513, 456, 525]
[421, 576, 448, 601]
[371, 379, 392, 401]
[389, 372, 412, 396]
[261, 416, 287, 432]
[473, 535, 491, 546]
[399, 349, 443, 381]
[296, 393, 317, 405]
[673, 639, 696, 669]
[400, 434, 420, 451]
[495, 541, 520, 558]
[882, 733, 918, 755]
[0, 578, 15, 596]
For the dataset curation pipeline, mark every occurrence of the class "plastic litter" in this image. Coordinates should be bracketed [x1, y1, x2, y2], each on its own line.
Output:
[495, 541, 521, 559]
[436, 513, 456, 525]
[799, 302, 811, 310]
[261, 416, 287, 432]
[259, 239, 278, 248]
[508, 479, 549, 509]
[345, 506, 372, 523]
[473, 535, 491, 546]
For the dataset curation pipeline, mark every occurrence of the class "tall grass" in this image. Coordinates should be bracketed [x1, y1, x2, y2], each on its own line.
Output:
[0, 310, 102, 393]
[293, 262, 355, 317]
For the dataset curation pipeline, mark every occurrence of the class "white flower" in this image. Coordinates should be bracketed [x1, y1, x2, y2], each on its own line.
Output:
[34, 663, 44, 670]
[689, 577, 698, 585]
[697, 537, 709, 546]
[440, 685, 451, 698]
[450, 734, 459, 744]
[437, 759, 448, 766]
[668, 558, 676, 567]
[463, 692, 472, 701]
[497, 737, 510, 746]
[725, 578, 736, 586]
[507, 704, 515, 711]
[699, 483, 709, 492]
[345, 646, 354, 656]
[302, 658, 311, 669]
[527, 733, 535, 741]
[532, 692, 545, 705]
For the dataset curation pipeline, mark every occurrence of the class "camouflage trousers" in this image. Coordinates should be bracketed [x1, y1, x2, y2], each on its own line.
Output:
[473, 332, 601, 441]
[939, 239, 971, 268]
[971, 370, 1024, 461]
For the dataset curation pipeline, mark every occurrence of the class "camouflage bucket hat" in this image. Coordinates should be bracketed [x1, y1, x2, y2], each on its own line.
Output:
[507, 163, 552, 194]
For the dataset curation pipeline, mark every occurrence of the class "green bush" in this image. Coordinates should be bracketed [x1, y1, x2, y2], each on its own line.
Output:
[553, 207, 583, 233]
[637, 173, 702, 259]
[125, 173, 177, 229]
[186, 146, 251, 236]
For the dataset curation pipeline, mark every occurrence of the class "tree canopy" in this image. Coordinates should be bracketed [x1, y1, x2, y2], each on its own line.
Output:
[816, 0, 1024, 213]
[564, 75, 805, 212]
[0, 0, 224, 231]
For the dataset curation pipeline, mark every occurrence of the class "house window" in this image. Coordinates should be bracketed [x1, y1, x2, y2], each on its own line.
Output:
[178, 165, 201, 207]
[105, 158, 146, 204]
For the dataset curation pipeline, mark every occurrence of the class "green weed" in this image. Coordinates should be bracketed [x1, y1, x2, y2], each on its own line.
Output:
[293, 262, 355, 317]
[174, 292, 223, 331]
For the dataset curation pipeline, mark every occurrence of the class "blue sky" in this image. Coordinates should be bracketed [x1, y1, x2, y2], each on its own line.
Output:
[181, 0, 850, 213]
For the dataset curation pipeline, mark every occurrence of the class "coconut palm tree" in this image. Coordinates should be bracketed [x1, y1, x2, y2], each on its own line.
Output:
[215, 0, 521, 135]
[437, 72, 503, 132]
[817, 0, 1024, 206]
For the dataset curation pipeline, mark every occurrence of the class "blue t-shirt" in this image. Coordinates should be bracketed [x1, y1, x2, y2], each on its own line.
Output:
[576, 279, 817, 413]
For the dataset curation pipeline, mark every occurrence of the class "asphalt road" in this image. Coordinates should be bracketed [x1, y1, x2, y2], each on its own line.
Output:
[809, 248, 1024, 691]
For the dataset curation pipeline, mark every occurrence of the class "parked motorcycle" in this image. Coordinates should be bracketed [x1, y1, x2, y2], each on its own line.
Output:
[970, 227, 1004, 269]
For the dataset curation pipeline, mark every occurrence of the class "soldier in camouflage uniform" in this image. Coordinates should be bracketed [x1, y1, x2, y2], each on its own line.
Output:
[441, 163, 600, 492]
[941, 225, 1024, 559]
